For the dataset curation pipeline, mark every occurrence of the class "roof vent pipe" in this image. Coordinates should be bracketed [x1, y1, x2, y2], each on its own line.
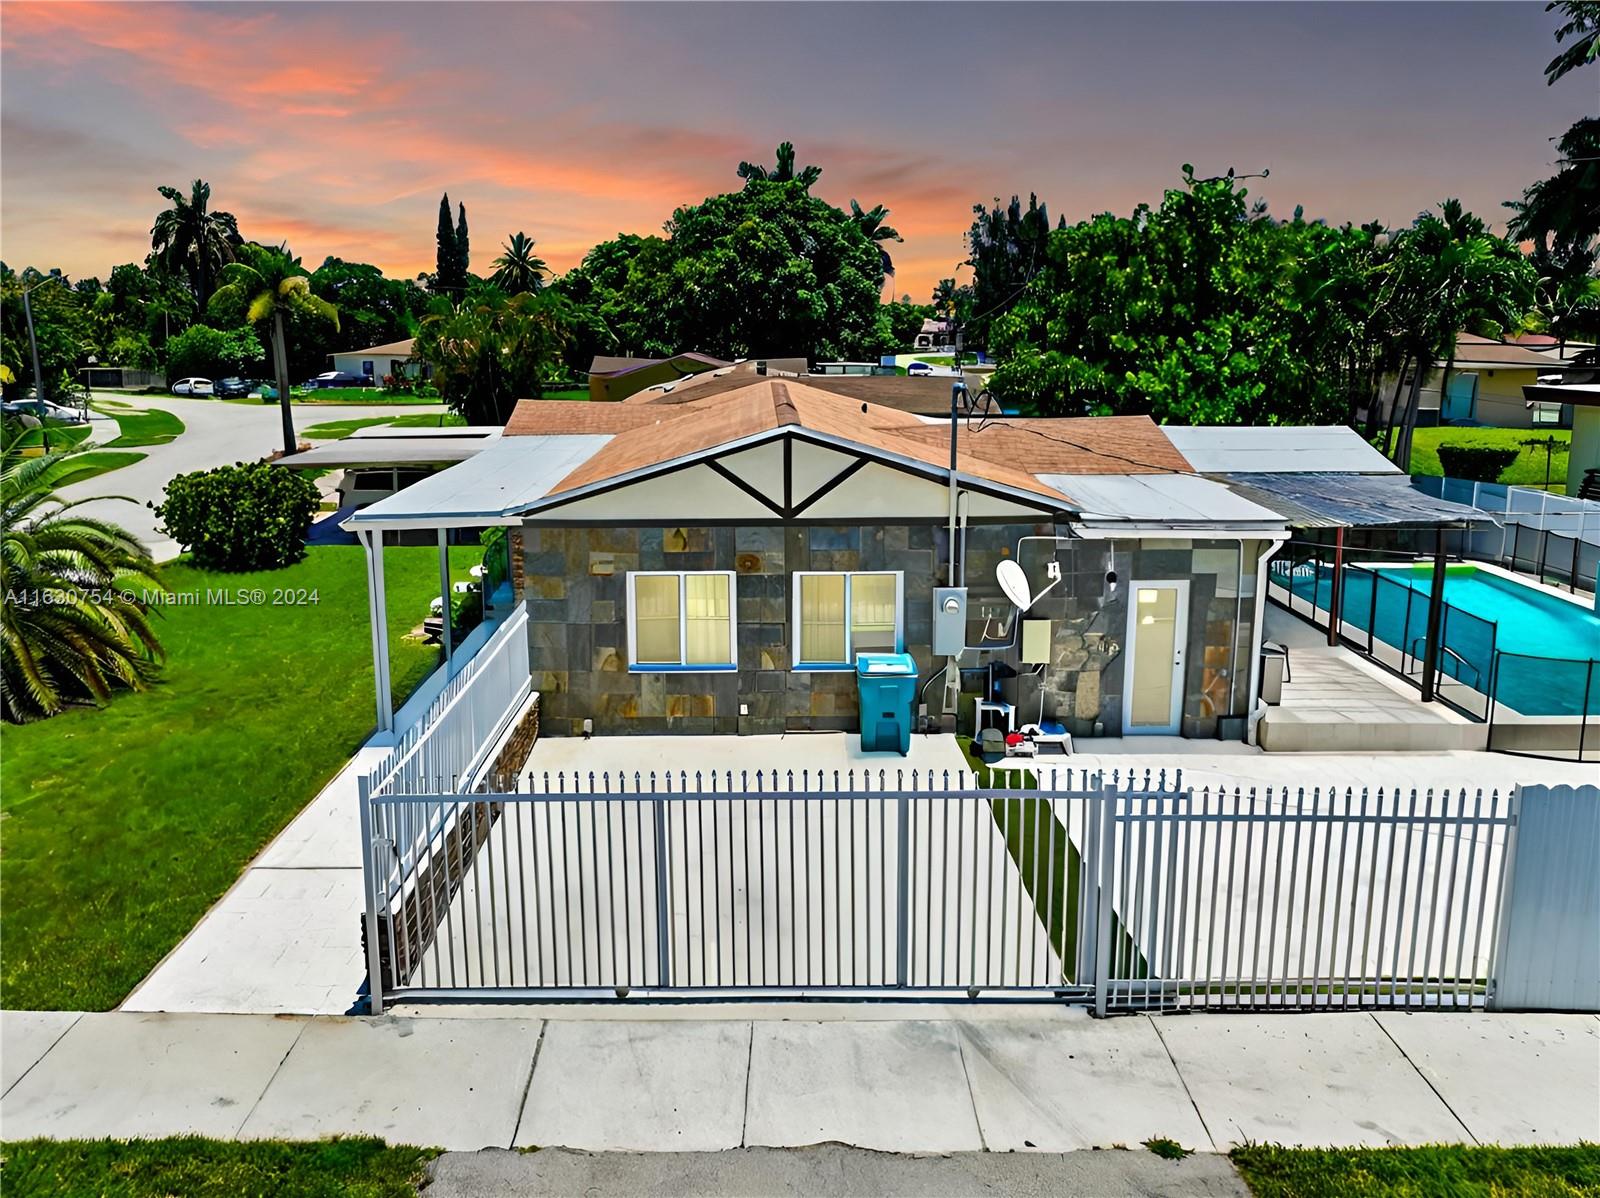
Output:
[948, 381, 967, 587]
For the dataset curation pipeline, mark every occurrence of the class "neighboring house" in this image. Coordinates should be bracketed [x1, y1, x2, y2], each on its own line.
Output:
[635, 358, 993, 416]
[587, 352, 731, 402]
[329, 338, 428, 383]
[1406, 334, 1590, 430]
[914, 318, 953, 350]
[1521, 351, 1600, 494]
[346, 384, 1485, 744]
[80, 365, 163, 391]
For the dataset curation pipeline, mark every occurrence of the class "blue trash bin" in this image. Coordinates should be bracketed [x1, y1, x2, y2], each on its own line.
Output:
[855, 652, 918, 755]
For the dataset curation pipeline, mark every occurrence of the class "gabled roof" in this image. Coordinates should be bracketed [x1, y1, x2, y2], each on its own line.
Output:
[587, 352, 730, 378]
[891, 417, 1191, 475]
[335, 338, 415, 357]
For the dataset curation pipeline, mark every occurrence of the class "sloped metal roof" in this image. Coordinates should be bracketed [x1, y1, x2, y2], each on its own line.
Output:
[1219, 473, 1490, 528]
[345, 435, 612, 526]
[1161, 426, 1400, 474]
[1035, 472, 1288, 527]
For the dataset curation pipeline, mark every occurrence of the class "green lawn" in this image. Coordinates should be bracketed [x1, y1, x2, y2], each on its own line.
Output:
[12, 421, 92, 451]
[0, 544, 477, 1011]
[1408, 426, 1571, 491]
[541, 387, 589, 401]
[0, 1137, 436, 1198]
[97, 403, 185, 447]
[1231, 1144, 1600, 1198]
[53, 450, 146, 486]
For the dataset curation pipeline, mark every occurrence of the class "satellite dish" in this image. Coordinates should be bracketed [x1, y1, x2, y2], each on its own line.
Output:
[996, 559, 1033, 611]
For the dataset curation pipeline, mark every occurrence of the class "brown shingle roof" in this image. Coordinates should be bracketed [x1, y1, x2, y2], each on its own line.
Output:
[503, 400, 677, 437]
[506, 381, 1190, 504]
[638, 369, 967, 415]
[887, 417, 1193, 475]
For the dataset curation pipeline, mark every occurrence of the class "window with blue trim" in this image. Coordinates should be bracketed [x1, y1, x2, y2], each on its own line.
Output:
[792, 571, 902, 668]
[626, 571, 736, 670]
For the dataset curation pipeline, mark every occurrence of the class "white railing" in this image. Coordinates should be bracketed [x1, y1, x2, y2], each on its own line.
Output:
[367, 601, 532, 799]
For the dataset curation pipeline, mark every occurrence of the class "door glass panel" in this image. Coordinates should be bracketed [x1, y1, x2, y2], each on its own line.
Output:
[1130, 586, 1179, 728]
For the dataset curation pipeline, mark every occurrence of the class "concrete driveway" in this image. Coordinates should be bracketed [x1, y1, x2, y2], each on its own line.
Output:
[57, 394, 446, 560]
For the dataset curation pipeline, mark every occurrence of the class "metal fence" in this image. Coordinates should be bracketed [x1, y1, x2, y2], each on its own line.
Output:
[368, 600, 532, 797]
[359, 768, 1538, 1015]
[1413, 476, 1600, 594]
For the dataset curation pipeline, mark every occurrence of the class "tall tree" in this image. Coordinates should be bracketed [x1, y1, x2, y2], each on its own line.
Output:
[736, 141, 822, 190]
[1543, 1, 1600, 83]
[848, 200, 902, 278]
[209, 244, 339, 455]
[490, 232, 549, 295]
[434, 193, 459, 295]
[1, 426, 165, 722]
[455, 201, 471, 284]
[965, 194, 1056, 348]
[149, 179, 240, 308]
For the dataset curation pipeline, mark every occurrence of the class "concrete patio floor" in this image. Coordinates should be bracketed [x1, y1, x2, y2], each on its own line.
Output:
[116, 728, 1594, 1016]
[3, 1008, 1595, 1152]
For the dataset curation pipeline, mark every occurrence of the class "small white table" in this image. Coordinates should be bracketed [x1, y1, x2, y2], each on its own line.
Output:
[974, 700, 1015, 737]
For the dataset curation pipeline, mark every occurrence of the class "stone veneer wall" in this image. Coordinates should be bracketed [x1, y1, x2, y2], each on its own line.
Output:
[523, 522, 1262, 740]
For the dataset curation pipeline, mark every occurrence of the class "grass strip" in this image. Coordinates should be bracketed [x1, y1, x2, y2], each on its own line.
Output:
[1230, 1143, 1600, 1198]
[0, 1137, 437, 1198]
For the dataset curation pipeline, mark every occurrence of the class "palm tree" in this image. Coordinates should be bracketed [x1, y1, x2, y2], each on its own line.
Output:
[150, 179, 241, 308]
[737, 141, 822, 190]
[210, 243, 339, 456]
[490, 232, 549, 295]
[849, 200, 902, 278]
[1, 427, 165, 722]
[1506, 118, 1600, 256]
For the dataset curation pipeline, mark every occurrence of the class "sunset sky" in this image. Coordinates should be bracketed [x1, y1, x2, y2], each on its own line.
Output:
[1, 2, 1588, 301]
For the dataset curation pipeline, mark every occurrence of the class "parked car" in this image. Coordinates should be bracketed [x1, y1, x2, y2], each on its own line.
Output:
[171, 377, 214, 396]
[306, 371, 372, 389]
[214, 377, 254, 398]
[906, 361, 934, 376]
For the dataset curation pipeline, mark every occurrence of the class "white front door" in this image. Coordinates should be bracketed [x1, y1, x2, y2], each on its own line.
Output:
[1123, 580, 1189, 735]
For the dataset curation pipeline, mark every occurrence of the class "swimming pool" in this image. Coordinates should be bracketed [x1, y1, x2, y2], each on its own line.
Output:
[1274, 561, 1600, 716]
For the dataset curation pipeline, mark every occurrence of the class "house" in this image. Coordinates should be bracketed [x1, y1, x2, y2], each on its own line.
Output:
[1521, 350, 1600, 494]
[328, 338, 428, 384]
[1407, 334, 1591, 430]
[348, 378, 1309, 741]
[586, 352, 731, 402]
[633, 359, 997, 416]
[914, 318, 953, 350]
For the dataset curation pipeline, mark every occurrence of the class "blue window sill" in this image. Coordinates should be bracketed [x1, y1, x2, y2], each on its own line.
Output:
[628, 664, 737, 674]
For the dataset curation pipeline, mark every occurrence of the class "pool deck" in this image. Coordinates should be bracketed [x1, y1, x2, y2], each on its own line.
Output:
[1258, 606, 1486, 752]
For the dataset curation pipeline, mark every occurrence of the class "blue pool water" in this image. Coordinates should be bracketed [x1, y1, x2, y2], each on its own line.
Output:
[1276, 563, 1600, 716]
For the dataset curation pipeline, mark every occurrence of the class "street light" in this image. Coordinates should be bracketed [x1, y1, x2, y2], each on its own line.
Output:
[18, 273, 67, 434]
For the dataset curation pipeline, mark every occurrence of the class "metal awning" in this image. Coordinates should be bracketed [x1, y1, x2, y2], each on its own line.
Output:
[345, 435, 612, 528]
[274, 440, 489, 469]
[1036, 472, 1289, 530]
[1218, 472, 1491, 528]
[1161, 425, 1401, 474]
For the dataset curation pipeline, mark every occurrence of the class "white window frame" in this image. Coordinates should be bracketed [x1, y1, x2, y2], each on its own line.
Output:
[625, 570, 738, 672]
[791, 570, 904, 670]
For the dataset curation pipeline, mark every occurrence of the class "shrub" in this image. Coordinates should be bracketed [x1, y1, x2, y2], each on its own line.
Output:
[153, 461, 320, 570]
[1436, 444, 1519, 482]
[164, 324, 264, 384]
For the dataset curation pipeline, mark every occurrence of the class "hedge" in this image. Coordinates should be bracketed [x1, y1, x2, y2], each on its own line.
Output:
[153, 461, 320, 570]
[1436, 444, 1519, 483]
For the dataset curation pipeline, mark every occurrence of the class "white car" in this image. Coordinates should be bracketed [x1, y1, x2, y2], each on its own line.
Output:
[171, 377, 214, 396]
[906, 361, 935, 376]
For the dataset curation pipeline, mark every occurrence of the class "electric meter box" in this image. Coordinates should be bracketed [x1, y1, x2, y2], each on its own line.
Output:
[932, 587, 967, 656]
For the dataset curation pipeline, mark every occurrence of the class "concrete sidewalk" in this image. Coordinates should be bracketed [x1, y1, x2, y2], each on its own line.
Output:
[3, 1007, 1595, 1153]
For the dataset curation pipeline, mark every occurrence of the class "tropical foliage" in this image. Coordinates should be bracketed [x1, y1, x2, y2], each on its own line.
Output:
[209, 243, 339, 454]
[849, 200, 902, 278]
[1543, 0, 1600, 83]
[149, 179, 241, 309]
[416, 289, 573, 424]
[965, 193, 1059, 348]
[737, 140, 822, 190]
[433, 193, 472, 295]
[490, 232, 549, 294]
[1, 425, 165, 723]
[152, 460, 321, 571]
[986, 170, 1535, 463]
